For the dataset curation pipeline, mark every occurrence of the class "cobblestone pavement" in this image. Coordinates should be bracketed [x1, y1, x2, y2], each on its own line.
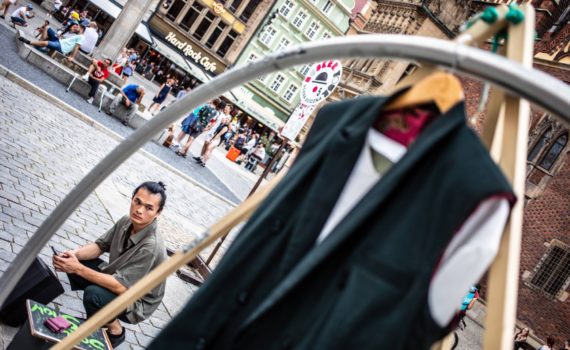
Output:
[0, 75, 238, 349]
[0, 13, 257, 204]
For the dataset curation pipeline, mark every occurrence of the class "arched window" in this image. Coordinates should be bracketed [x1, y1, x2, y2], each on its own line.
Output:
[527, 127, 551, 162]
[539, 134, 567, 170]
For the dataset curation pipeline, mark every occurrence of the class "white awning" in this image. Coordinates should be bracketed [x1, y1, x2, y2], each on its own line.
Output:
[225, 87, 285, 133]
[151, 38, 194, 76]
[88, 0, 153, 43]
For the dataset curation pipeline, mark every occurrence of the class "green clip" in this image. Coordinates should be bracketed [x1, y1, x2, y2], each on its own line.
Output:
[480, 7, 499, 24]
[506, 3, 524, 25]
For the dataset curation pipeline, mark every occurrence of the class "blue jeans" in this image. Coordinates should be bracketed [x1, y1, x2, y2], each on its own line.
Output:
[46, 27, 58, 41]
[66, 259, 129, 322]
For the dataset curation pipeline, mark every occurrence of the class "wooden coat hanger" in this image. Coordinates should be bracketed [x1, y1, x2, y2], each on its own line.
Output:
[384, 71, 464, 114]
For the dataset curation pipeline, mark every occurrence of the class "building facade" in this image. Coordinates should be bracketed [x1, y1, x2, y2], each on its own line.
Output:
[232, 0, 355, 124]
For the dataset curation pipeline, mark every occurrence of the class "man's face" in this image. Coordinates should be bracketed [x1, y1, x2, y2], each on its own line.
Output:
[102, 59, 111, 68]
[70, 24, 79, 33]
[130, 187, 162, 228]
[224, 106, 232, 114]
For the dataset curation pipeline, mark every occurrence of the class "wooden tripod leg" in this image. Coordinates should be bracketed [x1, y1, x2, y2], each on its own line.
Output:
[51, 172, 285, 350]
[483, 4, 534, 350]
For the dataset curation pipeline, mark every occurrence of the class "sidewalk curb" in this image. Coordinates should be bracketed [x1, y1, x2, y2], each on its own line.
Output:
[0, 64, 239, 208]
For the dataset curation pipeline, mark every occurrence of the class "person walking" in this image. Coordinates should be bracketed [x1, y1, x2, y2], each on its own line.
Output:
[175, 100, 223, 158]
[106, 84, 145, 126]
[539, 337, 556, 350]
[83, 58, 112, 104]
[194, 114, 231, 167]
[149, 79, 173, 115]
[0, 0, 17, 19]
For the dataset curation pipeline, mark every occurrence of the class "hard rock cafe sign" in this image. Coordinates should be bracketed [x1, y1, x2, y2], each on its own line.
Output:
[212, 1, 225, 15]
[164, 32, 218, 73]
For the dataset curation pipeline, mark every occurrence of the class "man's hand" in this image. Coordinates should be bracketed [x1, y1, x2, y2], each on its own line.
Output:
[53, 251, 83, 274]
[67, 56, 74, 62]
[124, 99, 131, 107]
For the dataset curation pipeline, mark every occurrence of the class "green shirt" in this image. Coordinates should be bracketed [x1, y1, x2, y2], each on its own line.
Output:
[95, 215, 166, 323]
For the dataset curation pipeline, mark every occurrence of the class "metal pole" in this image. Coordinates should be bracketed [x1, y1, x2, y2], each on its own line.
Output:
[1, 35, 570, 306]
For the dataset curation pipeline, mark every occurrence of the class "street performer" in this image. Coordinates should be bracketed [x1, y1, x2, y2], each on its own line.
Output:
[52, 181, 167, 348]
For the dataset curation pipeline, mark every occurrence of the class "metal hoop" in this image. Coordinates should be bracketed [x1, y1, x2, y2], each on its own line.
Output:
[1, 34, 569, 304]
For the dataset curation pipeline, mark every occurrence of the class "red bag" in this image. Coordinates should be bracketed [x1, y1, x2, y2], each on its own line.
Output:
[226, 147, 240, 162]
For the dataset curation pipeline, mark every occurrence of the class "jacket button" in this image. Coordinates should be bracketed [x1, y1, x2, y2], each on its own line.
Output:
[195, 337, 206, 350]
[280, 335, 292, 349]
[237, 290, 248, 305]
[270, 219, 283, 233]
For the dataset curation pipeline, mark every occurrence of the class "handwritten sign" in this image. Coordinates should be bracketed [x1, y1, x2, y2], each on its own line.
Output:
[27, 300, 111, 350]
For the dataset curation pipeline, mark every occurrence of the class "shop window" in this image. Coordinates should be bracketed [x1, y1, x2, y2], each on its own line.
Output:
[527, 127, 552, 162]
[282, 84, 298, 102]
[166, 0, 186, 21]
[259, 26, 277, 46]
[299, 65, 310, 76]
[278, 0, 295, 18]
[270, 74, 286, 93]
[193, 11, 216, 41]
[305, 21, 321, 39]
[292, 10, 308, 29]
[321, 32, 331, 39]
[229, 0, 243, 13]
[529, 240, 570, 299]
[247, 52, 259, 62]
[217, 30, 238, 57]
[180, 2, 203, 31]
[239, 0, 261, 23]
[538, 134, 567, 170]
[276, 37, 290, 52]
[206, 20, 227, 48]
[323, 1, 333, 14]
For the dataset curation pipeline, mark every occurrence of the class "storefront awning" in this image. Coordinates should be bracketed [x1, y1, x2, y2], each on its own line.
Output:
[87, 0, 153, 43]
[151, 38, 196, 78]
[225, 87, 285, 133]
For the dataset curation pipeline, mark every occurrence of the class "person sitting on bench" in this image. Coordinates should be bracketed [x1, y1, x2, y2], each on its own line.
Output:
[18, 20, 84, 62]
[52, 181, 168, 348]
[106, 84, 145, 126]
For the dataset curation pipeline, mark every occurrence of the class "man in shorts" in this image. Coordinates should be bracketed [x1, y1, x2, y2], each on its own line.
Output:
[9, 4, 34, 26]
[18, 20, 84, 62]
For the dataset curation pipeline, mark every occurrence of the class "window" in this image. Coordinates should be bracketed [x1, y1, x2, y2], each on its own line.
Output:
[529, 240, 570, 299]
[216, 29, 238, 57]
[305, 21, 321, 39]
[180, 2, 203, 31]
[270, 74, 286, 92]
[323, 1, 333, 14]
[258, 74, 269, 83]
[299, 65, 310, 76]
[278, 0, 295, 17]
[166, 0, 185, 21]
[292, 10, 308, 29]
[276, 37, 290, 52]
[321, 32, 331, 39]
[206, 20, 227, 48]
[247, 52, 259, 62]
[282, 84, 298, 102]
[228, 0, 243, 13]
[528, 128, 552, 162]
[538, 134, 567, 170]
[259, 26, 277, 46]
[240, 0, 260, 23]
[193, 11, 216, 41]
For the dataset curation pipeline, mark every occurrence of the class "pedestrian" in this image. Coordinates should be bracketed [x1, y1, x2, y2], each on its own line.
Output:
[245, 143, 266, 171]
[561, 339, 570, 350]
[46, 0, 61, 18]
[175, 99, 222, 158]
[19, 22, 84, 62]
[175, 85, 191, 100]
[194, 114, 231, 167]
[148, 78, 173, 115]
[106, 84, 145, 126]
[0, 0, 17, 19]
[539, 337, 556, 350]
[82, 57, 112, 104]
[514, 327, 529, 350]
[9, 4, 34, 27]
[121, 59, 135, 84]
[457, 284, 479, 330]
[79, 21, 98, 54]
[52, 181, 167, 349]
[112, 48, 128, 75]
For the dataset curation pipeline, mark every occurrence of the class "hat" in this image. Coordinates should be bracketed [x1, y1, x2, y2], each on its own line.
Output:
[70, 12, 80, 20]
[79, 19, 90, 27]
[26, 4, 33, 9]
[68, 20, 79, 26]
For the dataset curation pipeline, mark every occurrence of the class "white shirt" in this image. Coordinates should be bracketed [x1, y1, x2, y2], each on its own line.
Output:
[11, 7, 26, 18]
[316, 128, 509, 327]
[80, 27, 98, 53]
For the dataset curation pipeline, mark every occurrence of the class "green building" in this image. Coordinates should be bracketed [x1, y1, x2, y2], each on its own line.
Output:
[232, 0, 355, 130]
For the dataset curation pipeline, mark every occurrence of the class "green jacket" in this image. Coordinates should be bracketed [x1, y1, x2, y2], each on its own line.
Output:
[150, 94, 514, 350]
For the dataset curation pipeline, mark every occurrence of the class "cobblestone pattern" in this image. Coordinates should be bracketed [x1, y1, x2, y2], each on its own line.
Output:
[0, 75, 233, 348]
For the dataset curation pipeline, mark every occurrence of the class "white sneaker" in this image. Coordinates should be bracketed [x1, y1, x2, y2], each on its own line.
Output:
[82, 74, 89, 81]
[86, 97, 94, 104]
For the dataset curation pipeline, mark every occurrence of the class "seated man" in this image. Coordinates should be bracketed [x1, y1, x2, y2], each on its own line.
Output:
[18, 21, 84, 62]
[52, 181, 167, 348]
[82, 57, 112, 104]
[10, 3, 34, 27]
[80, 21, 98, 54]
[106, 83, 145, 126]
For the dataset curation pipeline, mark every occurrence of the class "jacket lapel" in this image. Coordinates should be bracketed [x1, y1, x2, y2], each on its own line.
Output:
[243, 100, 467, 328]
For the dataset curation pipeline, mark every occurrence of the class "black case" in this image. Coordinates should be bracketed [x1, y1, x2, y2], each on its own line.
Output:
[0, 257, 64, 327]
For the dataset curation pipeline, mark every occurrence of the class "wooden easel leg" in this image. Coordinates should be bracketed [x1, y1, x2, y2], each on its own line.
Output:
[483, 4, 535, 350]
